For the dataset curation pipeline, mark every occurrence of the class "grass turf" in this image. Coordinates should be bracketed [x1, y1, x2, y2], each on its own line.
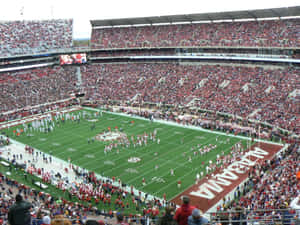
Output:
[3, 108, 250, 201]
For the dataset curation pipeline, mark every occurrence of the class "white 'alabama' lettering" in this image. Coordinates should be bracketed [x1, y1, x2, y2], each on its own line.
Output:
[227, 162, 245, 174]
[218, 169, 239, 180]
[190, 175, 234, 199]
[190, 185, 215, 199]
[238, 157, 256, 166]
[253, 147, 269, 156]
[214, 175, 233, 186]
[245, 147, 269, 159]
[190, 148, 269, 199]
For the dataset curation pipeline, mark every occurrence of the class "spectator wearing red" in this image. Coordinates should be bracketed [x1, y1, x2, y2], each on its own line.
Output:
[174, 196, 196, 225]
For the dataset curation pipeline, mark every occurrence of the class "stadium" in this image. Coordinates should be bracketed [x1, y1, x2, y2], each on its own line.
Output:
[0, 4, 299, 225]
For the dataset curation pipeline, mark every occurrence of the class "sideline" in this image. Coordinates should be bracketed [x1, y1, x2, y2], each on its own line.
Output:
[0, 107, 286, 216]
[0, 108, 162, 203]
[84, 107, 283, 146]
[0, 106, 82, 130]
[0, 137, 161, 202]
[85, 107, 287, 215]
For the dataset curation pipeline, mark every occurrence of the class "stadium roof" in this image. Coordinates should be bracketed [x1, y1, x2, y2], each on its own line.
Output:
[90, 6, 300, 27]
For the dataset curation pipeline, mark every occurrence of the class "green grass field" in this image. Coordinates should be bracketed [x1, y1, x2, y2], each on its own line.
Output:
[3, 108, 249, 200]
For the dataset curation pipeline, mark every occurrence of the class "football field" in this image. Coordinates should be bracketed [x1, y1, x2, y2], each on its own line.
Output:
[3, 108, 249, 200]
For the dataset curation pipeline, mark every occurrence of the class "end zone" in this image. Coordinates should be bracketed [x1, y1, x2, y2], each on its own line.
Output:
[171, 142, 285, 213]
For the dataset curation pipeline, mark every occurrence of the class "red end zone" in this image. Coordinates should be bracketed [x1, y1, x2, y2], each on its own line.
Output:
[171, 142, 283, 213]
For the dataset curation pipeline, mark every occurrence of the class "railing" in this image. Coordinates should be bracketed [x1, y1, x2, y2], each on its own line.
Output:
[0, 46, 90, 59]
[209, 208, 299, 225]
[2, 208, 296, 225]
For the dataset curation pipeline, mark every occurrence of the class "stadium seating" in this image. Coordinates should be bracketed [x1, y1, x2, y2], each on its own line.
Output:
[0, 173, 100, 224]
[80, 63, 300, 134]
[1, 143, 298, 224]
[212, 143, 299, 224]
[1, 12, 299, 225]
[91, 19, 299, 49]
[0, 19, 73, 56]
[90, 49, 176, 57]
[0, 66, 77, 113]
[239, 144, 299, 210]
[0, 167, 163, 225]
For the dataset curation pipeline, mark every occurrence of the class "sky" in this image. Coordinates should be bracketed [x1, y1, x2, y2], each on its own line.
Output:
[0, 0, 299, 39]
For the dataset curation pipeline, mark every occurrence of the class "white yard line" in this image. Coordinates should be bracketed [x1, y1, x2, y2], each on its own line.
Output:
[127, 131, 218, 187]
[1, 136, 162, 201]
[0, 106, 82, 130]
[0, 107, 285, 210]
[85, 107, 283, 146]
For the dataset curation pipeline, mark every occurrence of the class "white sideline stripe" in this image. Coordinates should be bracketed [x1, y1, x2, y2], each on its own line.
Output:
[150, 134, 219, 194]
[0, 136, 162, 202]
[85, 107, 286, 211]
[50, 116, 172, 171]
[84, 107, 283, 146]
[124, 129, 215, 186]
[0, 106, 82, 130]
[0, 108, 162, 202]
[1, 161, 9, 166]
[1, 107, 286, 213]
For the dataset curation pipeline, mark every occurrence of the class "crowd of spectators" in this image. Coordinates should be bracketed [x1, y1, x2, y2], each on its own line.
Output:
[0, 15, 298, 225]
[0, 172, 105, 224]
[292, 53, 300, 59]
[0, 19, 73, 56]
[90, 50, 292, 59]
[80, 63, 299, 134]
[212, 143, 299, 224]
[238, 143, 299, 210]
[0, 133, 298, 225]
[0, 99, 79, 123]
[0, 138, 168, 224]
[91, 19, 299, 49]
[90, 50, 177, 58]
[0, 163, 164, 225]
[0, 66, 78, 113]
